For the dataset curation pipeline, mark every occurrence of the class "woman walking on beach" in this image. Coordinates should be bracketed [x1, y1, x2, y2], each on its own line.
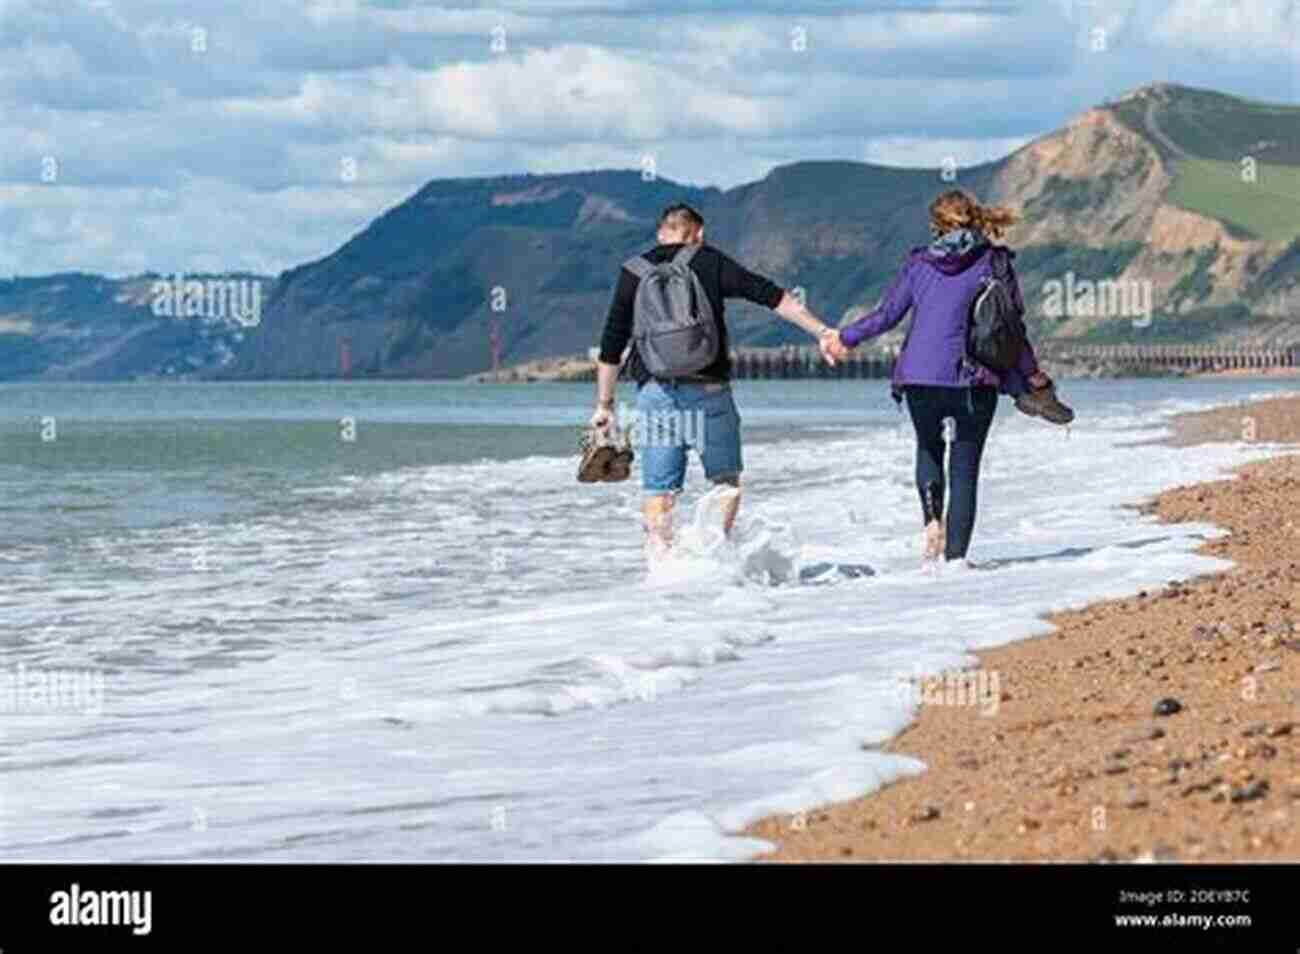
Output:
[824, 190, 1072, 564]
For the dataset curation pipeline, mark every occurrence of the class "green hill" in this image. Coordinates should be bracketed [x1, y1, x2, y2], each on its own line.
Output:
[1106, 84, 1300, 242]
[6, 83, 1300, 381]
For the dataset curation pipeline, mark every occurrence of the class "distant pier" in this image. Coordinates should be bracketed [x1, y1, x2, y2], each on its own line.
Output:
[1034, 343, 1300, 374]
[719, 344, 1300, 380]
[478, 344, 1300, 383]
[727, 346, 897, 380]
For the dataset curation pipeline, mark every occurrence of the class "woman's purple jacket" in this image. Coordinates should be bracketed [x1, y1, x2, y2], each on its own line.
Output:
[838, 241, 1040, 398]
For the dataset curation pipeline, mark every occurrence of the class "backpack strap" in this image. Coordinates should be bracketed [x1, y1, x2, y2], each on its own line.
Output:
[622, 255, 656, 279]
[672, 243, 702, 268]
[623, 245, 702, 278]
[989, 246, 1012, 281]
[617, 254, 658, 383]
[991, 245, 1025, 317]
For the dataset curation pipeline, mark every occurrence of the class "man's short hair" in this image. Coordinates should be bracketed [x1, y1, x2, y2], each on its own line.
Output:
[658, 203, 705, 231]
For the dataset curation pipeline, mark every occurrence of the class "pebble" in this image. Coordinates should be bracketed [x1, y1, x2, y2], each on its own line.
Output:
[1241, 722, 1269, 737]
[1231, 780, 1270, 803]
[910, 804, 942, 823]
[1123, 724, 1166, 743]
[1154, 697, 1183, 717]
[1255, 660, 1281, 673]
[1268, 723, 1294, 738]
[1123, 788, 1149, 809]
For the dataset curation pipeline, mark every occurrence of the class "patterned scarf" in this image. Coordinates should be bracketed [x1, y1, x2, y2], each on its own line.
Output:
[929, 227, 986, 257]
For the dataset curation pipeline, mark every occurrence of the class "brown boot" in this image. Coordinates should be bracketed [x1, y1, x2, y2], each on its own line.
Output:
[577, 425, 635, 483]
[1015, 383, 1075, 425]
[604, 445, 634, 482]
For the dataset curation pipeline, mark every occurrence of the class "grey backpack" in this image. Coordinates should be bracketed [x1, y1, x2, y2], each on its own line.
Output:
[623, 245, 719, 378]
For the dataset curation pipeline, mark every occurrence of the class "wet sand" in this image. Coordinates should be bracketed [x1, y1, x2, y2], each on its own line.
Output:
[746, 395, 1300, 862]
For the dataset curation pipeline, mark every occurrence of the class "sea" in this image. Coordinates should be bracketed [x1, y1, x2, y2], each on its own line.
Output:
[1, 376, 1297, 861]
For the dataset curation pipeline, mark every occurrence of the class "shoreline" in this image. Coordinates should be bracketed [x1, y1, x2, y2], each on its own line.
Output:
[744, 395, 1300, 862]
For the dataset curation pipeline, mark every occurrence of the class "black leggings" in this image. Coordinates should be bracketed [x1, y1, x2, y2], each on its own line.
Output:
[903, 385, 998, 560]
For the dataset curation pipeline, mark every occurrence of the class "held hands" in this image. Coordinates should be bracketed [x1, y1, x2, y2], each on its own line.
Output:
[818, 327, 851, 366]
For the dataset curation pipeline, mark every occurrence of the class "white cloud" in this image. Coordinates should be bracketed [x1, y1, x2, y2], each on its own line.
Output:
[0, 178, 405, 277]
[388, 45, 771, 140]
[1149, 0, 1296, 57]
[0, 0, 1295, 275]
[862, 135, 1035, 170]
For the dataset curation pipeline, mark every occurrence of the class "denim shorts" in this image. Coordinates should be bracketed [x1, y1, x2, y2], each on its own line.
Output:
[634, 379, 742, 495]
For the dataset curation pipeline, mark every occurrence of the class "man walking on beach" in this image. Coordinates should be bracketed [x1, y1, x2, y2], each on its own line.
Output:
[590, 203, 839, 553]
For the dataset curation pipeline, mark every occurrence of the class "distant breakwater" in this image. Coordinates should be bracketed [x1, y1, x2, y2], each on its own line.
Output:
[466, 344, 1300, 383]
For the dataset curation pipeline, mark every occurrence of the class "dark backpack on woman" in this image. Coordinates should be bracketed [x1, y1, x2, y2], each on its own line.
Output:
[967, 247, 1027, 372]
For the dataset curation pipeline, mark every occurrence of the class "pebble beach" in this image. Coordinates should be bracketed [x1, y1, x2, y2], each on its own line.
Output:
[746, 395, 1300, 862]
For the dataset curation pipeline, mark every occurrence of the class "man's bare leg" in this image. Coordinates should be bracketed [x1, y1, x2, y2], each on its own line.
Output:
[643, 493, 675, 555]
[713, 475, 742, 539]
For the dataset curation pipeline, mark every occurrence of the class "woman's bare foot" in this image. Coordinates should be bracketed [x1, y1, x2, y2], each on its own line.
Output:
[923, 519, 944, 563]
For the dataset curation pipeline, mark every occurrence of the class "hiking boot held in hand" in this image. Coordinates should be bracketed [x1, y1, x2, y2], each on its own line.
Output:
[1015, 382, 1075, 425]
[578, 424, 635, 483]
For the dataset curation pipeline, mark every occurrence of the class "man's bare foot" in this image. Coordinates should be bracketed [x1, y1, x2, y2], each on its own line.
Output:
[642, 495, 674, 556]
[644, 536, 673, 562]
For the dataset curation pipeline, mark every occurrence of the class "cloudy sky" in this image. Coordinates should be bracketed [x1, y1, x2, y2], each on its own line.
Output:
[1, 0, 1296, 277]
